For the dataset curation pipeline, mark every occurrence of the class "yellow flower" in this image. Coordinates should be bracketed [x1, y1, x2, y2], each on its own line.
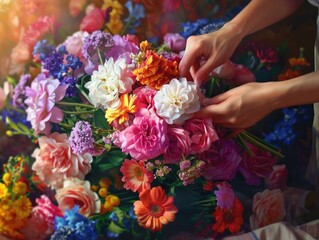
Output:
[98, 187, 108, 198]
[13, 196, 32, 219]
[2, 173, 11, 186]
[102, 0, 124, 34]
[99, 177, 112, 188]
[12, 182, 27, 196]
[105, 94, 138, 124]
[0, 183, 8, 199]
[106, 194, 120, 207]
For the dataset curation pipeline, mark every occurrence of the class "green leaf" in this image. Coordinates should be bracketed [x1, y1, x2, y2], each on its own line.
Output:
[94, 109, 109, 130]
[95, 150, 127, 172]
[108, 221, 126, 234]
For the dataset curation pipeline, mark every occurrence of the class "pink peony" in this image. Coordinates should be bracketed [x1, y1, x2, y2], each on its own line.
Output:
[250, 189, 286, 230]
[31, 132, 93, 189]
[265, 165, 288, 191]
[133, 86, 157, 110]
[163, 126, 191, 164]
[63, 31, 88, 59]
[20, 195, 63, 240]
[25, 73, 67, 135]
[80, 8, 105, 34]
[238, 142, 278, 186]
[55, 177, 101, 217]
[163, 33, 186, 52]
[211, 60, 236, 80]
[183, 118, 219, 154]
[200, 139, 242, 181]
[118, 108, 169, 161]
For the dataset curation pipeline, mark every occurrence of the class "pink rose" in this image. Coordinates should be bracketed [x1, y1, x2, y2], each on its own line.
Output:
[25, 73, 67, 135]
[250, 189, 286, 229]
[163, 33, 186, 52]
[69, 0, 86, 17]
[21, 195, 63, 240]
[118, 108, 169, 161]
[63, 31, 88, 59]
[200, 139, 242, 181]
[163, 126, 191, 164]
[265, 165, 288, 191]
[133, 86, 157, 110]
[238, 142, 278, 185]
[183, 118, 219, 154]
[32, 132, 93, 189]
[211, 61, 256, 86]
[80, 8, 105, 34]
[55, 177, 101, 217]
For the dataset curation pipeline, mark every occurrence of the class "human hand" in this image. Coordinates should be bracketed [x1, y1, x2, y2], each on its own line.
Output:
[179, 23, 244, 86]
[195, 82, 277, 129]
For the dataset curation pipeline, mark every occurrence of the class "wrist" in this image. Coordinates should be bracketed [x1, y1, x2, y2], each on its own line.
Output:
[222, 21, 246, 39]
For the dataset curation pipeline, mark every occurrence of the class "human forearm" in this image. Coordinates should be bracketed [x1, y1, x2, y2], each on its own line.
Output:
[224, 0, 305, 37]
[269, 71, 319, 109]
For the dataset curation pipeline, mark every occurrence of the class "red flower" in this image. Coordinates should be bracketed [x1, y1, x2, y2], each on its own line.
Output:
[212, 198, 244, 234]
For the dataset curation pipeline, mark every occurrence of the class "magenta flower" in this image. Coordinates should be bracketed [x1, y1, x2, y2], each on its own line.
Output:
[239, 142, 278, 186]
[215, 182, 236, 209]
[25, 73, 67, 135]
[163, 126, 191, 164]
[200, 139, 242, 181]
[118, 108, 169, 161]
[183, 118, 219, 154]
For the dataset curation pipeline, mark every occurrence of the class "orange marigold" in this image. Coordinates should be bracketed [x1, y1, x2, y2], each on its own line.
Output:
[134, 186, 178, 232]
[133, 50, 179, 90]
[288, 57, 310, 67]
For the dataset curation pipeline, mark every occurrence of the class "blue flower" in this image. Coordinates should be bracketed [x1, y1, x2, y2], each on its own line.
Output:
[33, 39, 55, 61]
[125, 1, 145, 21]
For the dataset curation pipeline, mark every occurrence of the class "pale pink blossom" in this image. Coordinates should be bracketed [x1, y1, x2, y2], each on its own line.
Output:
[31, 132, 93, 189]
[133, 86, 157, 110]
[25, 73, 67, 135]
[200, 139, 242, 181]
[55, 177, 101, 217]
[250, 189, 286, 229]
[118, 108, 168, 161]
[163, 126, 191, 164]
[10, 40, 32, 64]
[21, 195, 63, 240]
[63, 31, 88, 59]
[183, 118, 219, 154]
[163, 33, 186, 52]
[265, 165, 288, 191]
[69, 0, 86, 17]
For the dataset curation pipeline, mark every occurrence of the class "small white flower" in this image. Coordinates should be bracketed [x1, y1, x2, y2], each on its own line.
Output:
[84, 57, 134, 109]
[154, 78, 200, 124]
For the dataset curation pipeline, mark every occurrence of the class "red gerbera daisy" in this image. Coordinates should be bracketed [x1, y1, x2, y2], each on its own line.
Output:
[212, 198, 244, 234]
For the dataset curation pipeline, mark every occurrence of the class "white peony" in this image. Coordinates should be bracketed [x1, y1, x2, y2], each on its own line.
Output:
[84, 57, 134, 109]
[154, 78, 200, 124]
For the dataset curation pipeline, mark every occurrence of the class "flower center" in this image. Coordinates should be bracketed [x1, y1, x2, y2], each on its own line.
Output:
[150, 204, 164, 218]
[133, 166, 144, 181]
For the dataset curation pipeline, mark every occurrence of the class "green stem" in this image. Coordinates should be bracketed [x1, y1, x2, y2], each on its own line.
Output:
[97, 48, 104, 65]
[56, 101, 96, 109]
[62, 110, 96, 115]
[239, 131, 285, 158]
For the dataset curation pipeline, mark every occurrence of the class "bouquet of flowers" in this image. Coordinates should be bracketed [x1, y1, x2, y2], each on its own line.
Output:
[0, 1, 299, 239]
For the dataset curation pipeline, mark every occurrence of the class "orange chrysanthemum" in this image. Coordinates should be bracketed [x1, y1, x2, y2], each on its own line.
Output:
[212, 198, 244, 234]
[278, 69, 301, 81]
[133, 50, 179, 90]
[134, 186, 178, 231]
[105, 94, 139, 124]
[120, 159, 153, 193]
[288, 57, 310, 67]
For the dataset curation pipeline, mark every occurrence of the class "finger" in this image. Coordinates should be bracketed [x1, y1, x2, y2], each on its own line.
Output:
[179, 46, 199, 77]
[203, 92, 229, 106]
[194, 57, 220, 85]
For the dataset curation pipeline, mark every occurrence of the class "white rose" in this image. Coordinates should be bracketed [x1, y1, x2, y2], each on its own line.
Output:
[85, 57, 134, 109]
[154, 78, 200, 124]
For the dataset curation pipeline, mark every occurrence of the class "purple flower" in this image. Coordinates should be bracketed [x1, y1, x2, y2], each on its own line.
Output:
[200, 139, 242, 181]
[82, 30, 114, 74]
[69, 121, 95, 155]
[118, 108, 168, 161]
[25, 73, 67, 135]
[163, 33, 186, 52]
[12, 74, 30, 108]
[43, 51, 64, 78]
[214, 182, 236, 209]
